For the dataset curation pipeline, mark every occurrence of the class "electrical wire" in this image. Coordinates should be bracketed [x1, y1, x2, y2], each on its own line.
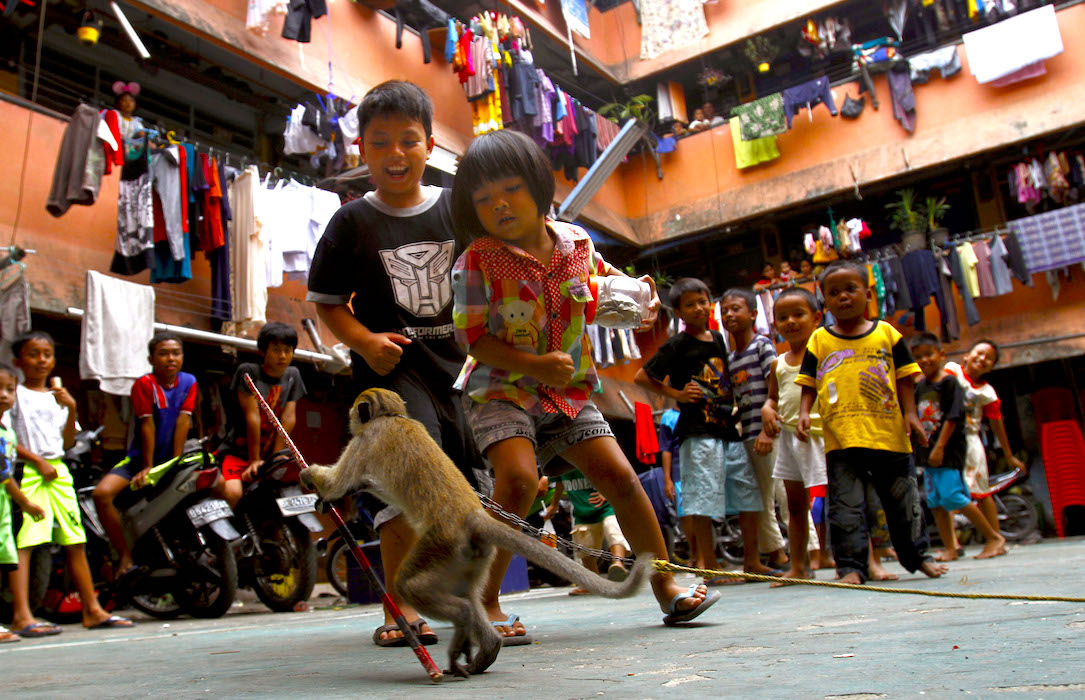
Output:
[9, 0, 48, 247]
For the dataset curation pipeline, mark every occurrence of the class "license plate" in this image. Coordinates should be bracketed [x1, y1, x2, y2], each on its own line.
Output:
[187, 499, 232, 528]
[276, 493, 318, 516]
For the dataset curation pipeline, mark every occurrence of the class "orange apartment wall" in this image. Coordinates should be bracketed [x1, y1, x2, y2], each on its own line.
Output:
[620, 3, 1085, 242]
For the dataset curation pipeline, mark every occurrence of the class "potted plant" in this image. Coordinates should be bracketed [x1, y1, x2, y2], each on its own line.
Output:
[922, 196, 951, 245]
[885, 189, 925, 251]
[599, 94, 655, 125]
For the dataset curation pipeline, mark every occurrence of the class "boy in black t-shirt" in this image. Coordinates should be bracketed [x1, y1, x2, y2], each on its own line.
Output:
[306, 81, 477, 647]
[910, 333, 1007, 561]
[222, 322, 306, 509]
[635, 278, 764, 586]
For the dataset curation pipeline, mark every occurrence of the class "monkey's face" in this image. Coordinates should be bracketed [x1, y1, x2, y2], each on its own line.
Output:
[349, 388, 408, 435]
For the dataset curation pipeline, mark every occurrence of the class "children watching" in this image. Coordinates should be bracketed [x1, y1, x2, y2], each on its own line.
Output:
[720, 288, 788, 574]
[796, 262, 947, 584]
[221, 322, 306, 509]
[452, 130, 718, 629]
[93, 332, 197, 579]
[8, 331, 133, 633]
[636, 278, 761, 585]
[762, 288, 829, 582]
[0, 362, 46, 643]
[910, 333, 1007, 561]
[944, 339, 1025, 552]
[544, 468, 631, 593]
[308, 80, 476, 647]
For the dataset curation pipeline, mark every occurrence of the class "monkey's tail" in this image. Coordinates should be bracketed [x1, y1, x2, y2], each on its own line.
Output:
[474, 512, 652, 598]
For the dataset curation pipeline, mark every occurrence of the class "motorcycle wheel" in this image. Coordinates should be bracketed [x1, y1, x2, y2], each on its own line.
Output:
[998, 493, 1039, 542]
[325, 538, 350, 598]
[174, 537, 238, 619]
[131, 593, 183, 620]
[714, 516, 745, 566]
[252, 519, 317, 612]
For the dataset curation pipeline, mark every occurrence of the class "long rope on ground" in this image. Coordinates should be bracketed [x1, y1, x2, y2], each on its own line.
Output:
[652, 561, 1085, 602]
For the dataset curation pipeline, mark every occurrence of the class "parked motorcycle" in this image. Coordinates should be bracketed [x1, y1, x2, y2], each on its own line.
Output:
[69, 429, 242, 620]
[230, 450, 321, 611]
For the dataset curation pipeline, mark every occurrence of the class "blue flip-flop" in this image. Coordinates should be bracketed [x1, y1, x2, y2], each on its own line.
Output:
[663, 584, 721, 626]
[492, 613, 533, 646]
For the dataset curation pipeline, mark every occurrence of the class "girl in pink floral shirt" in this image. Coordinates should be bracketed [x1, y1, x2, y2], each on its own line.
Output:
[450, 130, 718, 639]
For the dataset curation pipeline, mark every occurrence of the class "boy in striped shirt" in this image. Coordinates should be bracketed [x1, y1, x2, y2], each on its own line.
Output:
[721, 288, 789, 574]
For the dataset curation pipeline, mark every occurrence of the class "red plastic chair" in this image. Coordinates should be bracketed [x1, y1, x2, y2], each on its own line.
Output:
[1031, 387, 1077, 426]
[1040, 420, 1085, 538]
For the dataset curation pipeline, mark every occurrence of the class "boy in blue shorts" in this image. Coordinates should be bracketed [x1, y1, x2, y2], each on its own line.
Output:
[93, 332, 198, 578]
[636, 278, 762, 585]
[0, 363, 46, 643]
[909, 332, 1006, 560]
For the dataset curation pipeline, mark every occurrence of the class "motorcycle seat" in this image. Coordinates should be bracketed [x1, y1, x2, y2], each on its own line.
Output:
[115, 452, 208, 509]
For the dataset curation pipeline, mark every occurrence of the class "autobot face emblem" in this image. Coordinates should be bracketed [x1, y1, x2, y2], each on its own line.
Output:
[379, 241, 455, 317]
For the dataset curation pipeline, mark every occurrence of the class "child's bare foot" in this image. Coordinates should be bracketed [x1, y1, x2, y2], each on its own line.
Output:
[745, 563, 783, 576]
[837, 571, 863, 585]
[919, 561, 949, 578]
[933, 548, 960, 562]
[767, 549, 789, 569]
[975, 536, 1007, 559]
[770, 567, 809, 588]
[868, 561, 899, 581]
[812, 553, 837, 570]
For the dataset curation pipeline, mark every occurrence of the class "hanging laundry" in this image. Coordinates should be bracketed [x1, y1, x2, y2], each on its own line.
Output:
[888, 62, 916, 133]
[246, 0, 288, 34]
[110, 111, 154, 276]
[638, 0, 709, 61]
[282, 0, 327, 43]
[944, 244, 980, 326]
[908, 45, 962, 82]
[1008, 201, 1085, 274]
[971, 239, 998, 297]
[988, 235, 1016, 296]
[729, 118, 780, 169]
[957, 242, 981, 297]
[731, 93, 786, 141]
[228, 166, 269, 328]
[962, 4, 1062, 84]
[782, 77, 838, 128]
[46, 104, 103, 217]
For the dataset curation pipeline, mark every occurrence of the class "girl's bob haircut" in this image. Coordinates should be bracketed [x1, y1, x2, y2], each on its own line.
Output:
[451, 130, 556, 241]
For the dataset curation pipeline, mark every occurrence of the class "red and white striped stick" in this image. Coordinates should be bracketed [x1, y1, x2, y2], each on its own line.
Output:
[243, 374, 443, 683]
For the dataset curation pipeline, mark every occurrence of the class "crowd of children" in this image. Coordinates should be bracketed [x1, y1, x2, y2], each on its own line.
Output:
[3, 79, 1029, 645]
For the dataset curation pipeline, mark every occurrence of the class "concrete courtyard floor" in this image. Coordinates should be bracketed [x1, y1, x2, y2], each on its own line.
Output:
[4, 537, 1084, 698]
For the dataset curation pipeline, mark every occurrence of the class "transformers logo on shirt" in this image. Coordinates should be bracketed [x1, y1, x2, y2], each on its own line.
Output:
[379, 241, 455, 318]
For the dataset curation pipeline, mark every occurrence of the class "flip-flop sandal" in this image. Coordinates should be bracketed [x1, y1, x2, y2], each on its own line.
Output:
[567, 587, 593, 596]
[662, 584, 721, 626]
[408, 618, 439, 646]
[704, 575, 746, 586]
[14, 622, 62, 638]
[0, 630, 21, 644]
[87, 615, 135, 630]
[373, 623, 410, 648]
[492, 613, 533, 646]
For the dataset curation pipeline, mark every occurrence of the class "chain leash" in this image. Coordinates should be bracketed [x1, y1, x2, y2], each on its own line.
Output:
[476, 492, 635, 566]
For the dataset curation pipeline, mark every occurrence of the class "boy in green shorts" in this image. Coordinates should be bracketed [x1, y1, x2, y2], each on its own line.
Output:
[8, 331, 133, 634]
[0, 362, 45, 643]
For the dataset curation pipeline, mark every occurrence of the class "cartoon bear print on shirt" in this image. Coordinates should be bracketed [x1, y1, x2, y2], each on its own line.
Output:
[499, 299, 538, 348]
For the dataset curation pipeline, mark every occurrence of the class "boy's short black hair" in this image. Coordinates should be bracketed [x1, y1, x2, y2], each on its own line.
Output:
[774, 287, 819, 313]
[908, 331, 942, 351]
[721, 288, 757, 314]
[11, 330, 54, 359]
[819, 260, 868, 286]
[451, 130, 555, 241]
[668, 277, 711, 309]
[258, 322, 299, 353]
[148, 331, 183, 355]
[358, 80, 434, 140]
[0, 362, 17, 380]
[969, 338, 1001, 365]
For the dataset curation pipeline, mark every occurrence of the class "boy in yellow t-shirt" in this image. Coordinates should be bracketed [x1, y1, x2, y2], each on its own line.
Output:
[796, 262, 948, 585]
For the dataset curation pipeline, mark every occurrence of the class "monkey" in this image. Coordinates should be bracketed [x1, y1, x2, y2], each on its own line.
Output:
[300, 388, 652, 678]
